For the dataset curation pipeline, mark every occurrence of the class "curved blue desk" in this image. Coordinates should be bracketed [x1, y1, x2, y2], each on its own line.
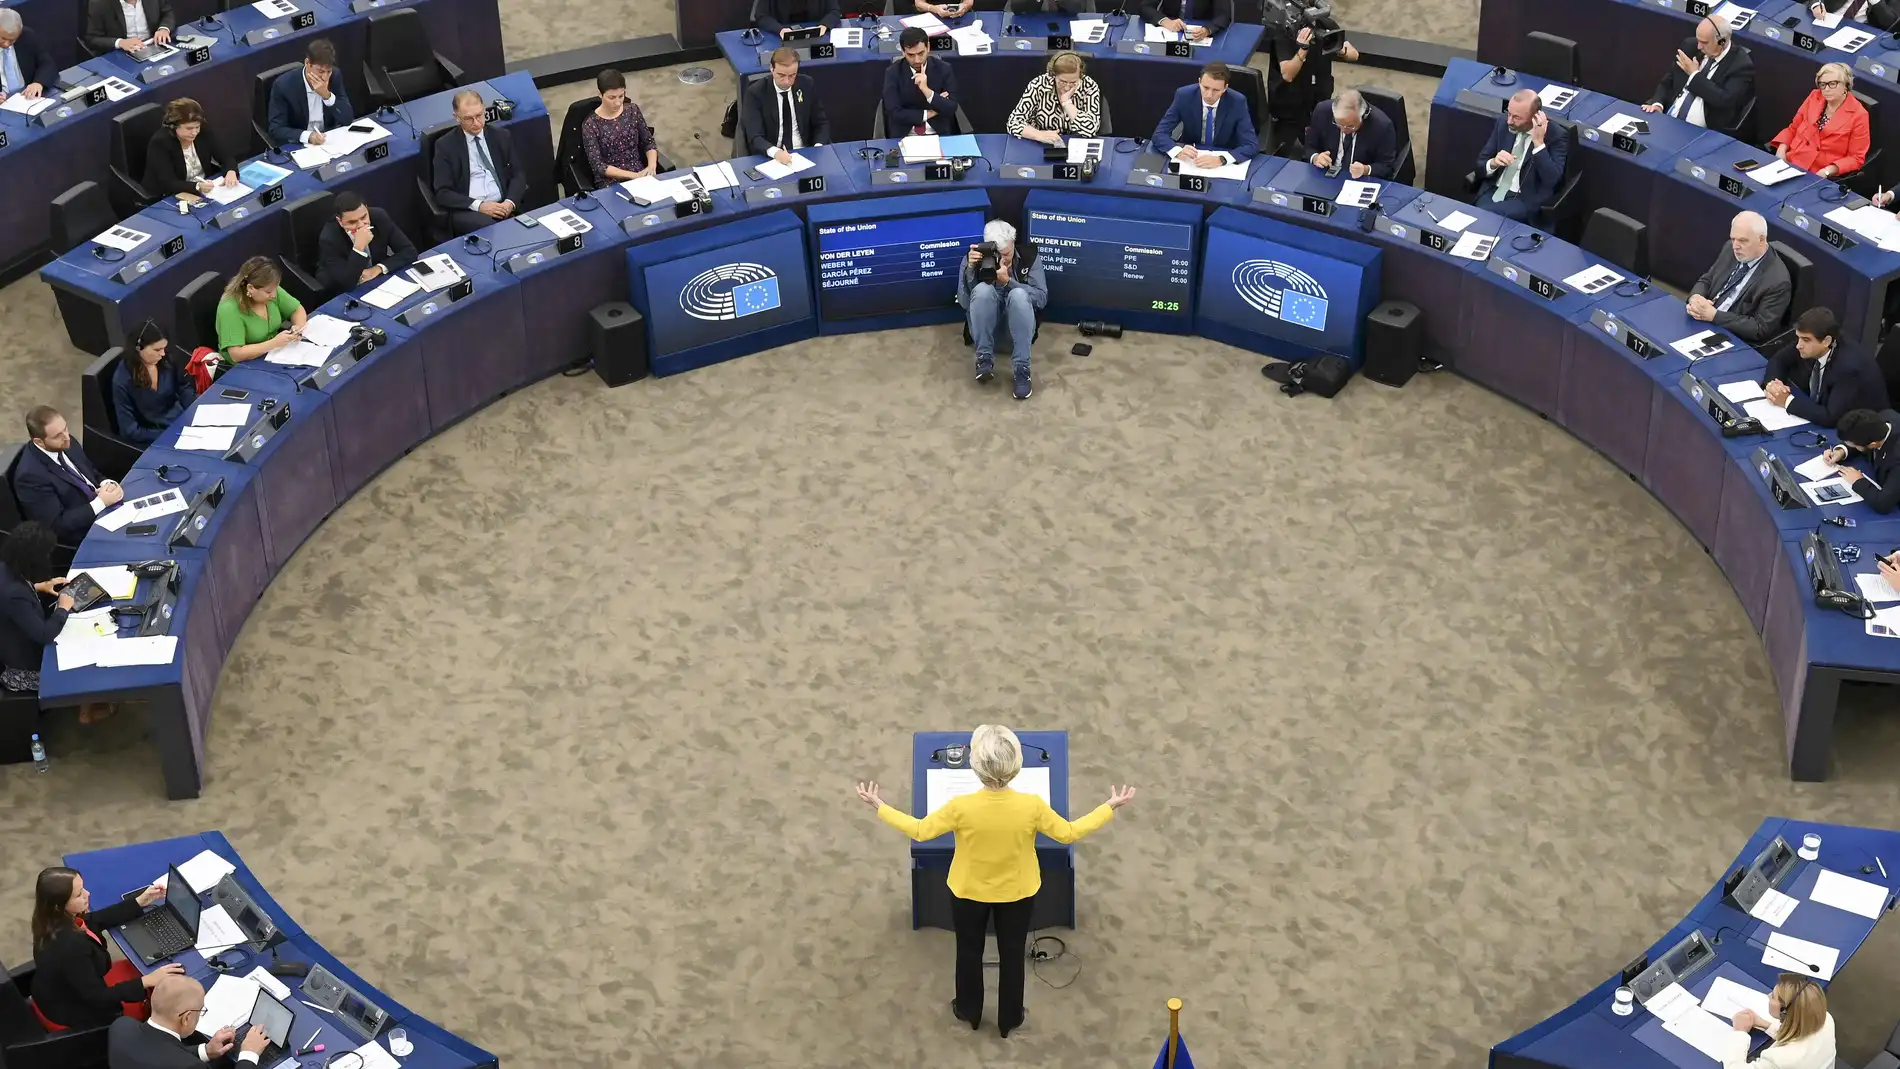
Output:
[36, 132, 1900, 797]
[0, 0, 503, 282]
[64, 832, 497, 1068]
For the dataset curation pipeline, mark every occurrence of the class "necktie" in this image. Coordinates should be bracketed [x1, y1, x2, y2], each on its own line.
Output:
[472, 134, 496, 181]
[1, 47, 21, 95]
[1670, 54, 1710, 118]
[1712, 258, 1751, 305]
[1812, 359, 1826, 398]
[1340, 131, 1355, 172]
[779, 88, 794, 150]
[1203, 104, 1214, 144]
[1182, 0, 1195, 18]
[1491, 131, 1531, 203]
[60, 453, 94, 492]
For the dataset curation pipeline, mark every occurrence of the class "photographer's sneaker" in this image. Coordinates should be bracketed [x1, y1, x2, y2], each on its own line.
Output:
[1013, 368, 1032, 400]
[975, 356, 995, 384]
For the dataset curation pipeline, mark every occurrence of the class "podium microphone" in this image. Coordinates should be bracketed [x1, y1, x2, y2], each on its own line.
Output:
[1709, 926, 1823, 974]
[929, 744, 1051, 764]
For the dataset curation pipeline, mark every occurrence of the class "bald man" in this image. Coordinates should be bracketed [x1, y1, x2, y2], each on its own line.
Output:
[1687, 210, 1791, 344]
[1641, 14, 1754, 131]
[1470, 89, 1568, 220]
[108, 975, 269, 1068]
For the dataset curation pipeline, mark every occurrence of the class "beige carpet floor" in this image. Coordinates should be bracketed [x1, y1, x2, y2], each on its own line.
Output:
[4, 10, 1900, 1069]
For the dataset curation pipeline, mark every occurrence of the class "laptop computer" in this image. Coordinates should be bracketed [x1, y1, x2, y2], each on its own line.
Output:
[119, 865, 201, 964]
[211, 874, 279, 952]
[238, 990, 295, 1065]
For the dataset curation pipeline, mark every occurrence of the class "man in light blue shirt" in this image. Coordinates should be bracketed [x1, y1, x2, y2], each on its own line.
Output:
[0, 10, 57, 104]
[431, 89, 526, 235]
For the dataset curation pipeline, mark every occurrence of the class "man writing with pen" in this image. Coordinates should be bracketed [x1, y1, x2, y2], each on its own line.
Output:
[1821, 408, 1900, 512]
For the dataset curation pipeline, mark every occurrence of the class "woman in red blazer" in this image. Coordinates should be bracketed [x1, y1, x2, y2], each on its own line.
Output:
[1770, 61, 1870, 178]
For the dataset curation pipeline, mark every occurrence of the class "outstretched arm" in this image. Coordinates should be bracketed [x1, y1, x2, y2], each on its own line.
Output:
[858, 781, 958, 841]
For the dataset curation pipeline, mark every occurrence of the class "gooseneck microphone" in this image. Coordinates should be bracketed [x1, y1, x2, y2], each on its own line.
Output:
[377, 66, 418, 140]
[1709, 926, 1822, 974]
[691, 132, 742, 201]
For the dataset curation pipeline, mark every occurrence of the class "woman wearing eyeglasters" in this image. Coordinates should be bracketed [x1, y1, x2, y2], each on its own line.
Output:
[1722, 973, 1835, 1068]
[1768, 62, 1869, 179]
[29, 866, 185, 1030]
[111, 320, 196, 445]
[1006, 51, 1103, 146]
[856, 724, 1135, 1038]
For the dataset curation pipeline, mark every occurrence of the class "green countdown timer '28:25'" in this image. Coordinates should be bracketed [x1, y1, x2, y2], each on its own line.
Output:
[1150, 300, 1181, 311]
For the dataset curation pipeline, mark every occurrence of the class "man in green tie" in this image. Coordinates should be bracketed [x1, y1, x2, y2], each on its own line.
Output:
[1472, 89, 1567, 221]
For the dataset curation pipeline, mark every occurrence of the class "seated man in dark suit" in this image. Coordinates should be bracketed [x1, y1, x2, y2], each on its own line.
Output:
[316, 191, 417, 293]
[757, 0, 841, 37]
[82, 0, 173, 56]
[1151, 61, 1258, 166]
[1760, 307, 1889, 428]
[0, 9, 59, 104]
[1809, 0, 1900, 32]
[1008, 0, 1093, 12]
[432, 89, 527, 236]
[1300, 89, 1396, 178]
[1640, 14, 1754, 131]
[11, 406, 121, 544]
[1686, 210, 1790, 345]
[1139, 0, 1233, 38]
[742, 48, 832, 163]
[1828, 408, 1900, 512]
[1471, 89, 1568, 221]
[883, 27, 960, 137]
[108, 975, 269, 1069]
[265, 39, 356, 148]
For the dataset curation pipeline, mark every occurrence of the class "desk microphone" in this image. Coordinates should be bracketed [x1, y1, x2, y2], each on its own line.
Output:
[241, 361, 305, 396]
[929, 744, 1052, 763]
[1709, 925, 1822, 974]
[377, 66, 418, 140]
[691, 132, 742, 201]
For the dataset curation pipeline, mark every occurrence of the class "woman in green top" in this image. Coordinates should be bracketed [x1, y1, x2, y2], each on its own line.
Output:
[214, 256, 307, 366]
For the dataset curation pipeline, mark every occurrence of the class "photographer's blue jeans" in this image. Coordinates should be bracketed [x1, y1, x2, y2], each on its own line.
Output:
[967, 283, 1034, 374]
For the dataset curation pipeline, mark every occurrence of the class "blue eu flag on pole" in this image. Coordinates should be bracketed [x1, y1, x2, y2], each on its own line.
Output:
[1151, 1036, 1195, 1069]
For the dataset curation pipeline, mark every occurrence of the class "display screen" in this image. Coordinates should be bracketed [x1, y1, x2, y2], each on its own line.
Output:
[641, 228, 813, 358]
[1026, 209, 1195, 320]
[1197, 225, 1374, 358]
[814, 210, 986, 321]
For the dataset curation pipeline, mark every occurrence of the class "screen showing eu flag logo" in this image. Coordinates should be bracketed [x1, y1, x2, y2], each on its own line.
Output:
[734, 275, 782, 317]
[1278, 289, 1329, 331]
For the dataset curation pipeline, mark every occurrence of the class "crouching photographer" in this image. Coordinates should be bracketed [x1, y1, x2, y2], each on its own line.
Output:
[957, 220, 1048, 401]
[1265, 0, 1361, 157]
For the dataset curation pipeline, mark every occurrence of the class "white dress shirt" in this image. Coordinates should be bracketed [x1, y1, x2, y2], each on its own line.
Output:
[1670, 43, 1728, 128]
[1721, 1014, 1835, 1069]
[1714, 253, 1761, 312]
[145, 1018, 262, 1064]
[121, 0, 150, 40]
[774, 85, 803, 150]
[300, 79, 335, 144]
[34, 443, 106, 514]
[465, 130, 503, 204]
[1, 44, 24, 95]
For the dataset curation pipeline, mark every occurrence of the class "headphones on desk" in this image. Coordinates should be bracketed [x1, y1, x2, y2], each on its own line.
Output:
[741, 26, 761, 42]
[483, 98, 515, 123]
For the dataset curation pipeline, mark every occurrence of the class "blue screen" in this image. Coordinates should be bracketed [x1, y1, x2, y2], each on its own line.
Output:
[1025, 209, 1195, 320]
[641, 228, 813, 358]
[814, 210, 987, 321]
[1196, 226, 1369, 357]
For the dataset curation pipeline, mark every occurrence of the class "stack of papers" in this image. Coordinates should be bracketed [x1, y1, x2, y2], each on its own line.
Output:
[266, 313, 350, 367]
[194, 904, 248, 955]
[1795, 453, 1841, 480]
[1597, 113, 1647, 136]
[73, 566, 141, 601]
[96, 77, 140, 102]
[619, 173, 699, 205]
[1810, 868, 1890, 918]
[1562, 264, 1625, 295]
[176, 402, 250, 451]
[1855, 572, 1900, 603]
[57, 634, 177, 669]
[538, 208, 593, 238]
[1742, 159, 1804, 186]
[898, 12, 948, 34]
[199, 974, 261, 1033]
[1, 94, 56, 116]
[169, 850, 238, 894]
[1702, 976, 1778, 1029]
[900, 134, 944, 162]
[948, 24, 993, 54]
[354, 1042, 402, 1069]
[1337, 180, 1380, 208]
[926, 766, 1052, 814]
[247, 967, 291, 1000]
[1664, 1006, 1741, 1061]
[690, 162, 739, 193]
[409, 253, 468, 292]
[1536, 84, 1578, 111]
[1826, 26, 1877, 52]
[1713, 2, 1757, 30]
[1742, 398, 1810, 431]
[92, 224, 151, 252]
[1068, 18, 1110, 43]
[1823, 204, 1900, 250]
[1165, 145, 1249, 181]
[57, 609, 116, 645]
[1718, 380, 1766, 404]
[96, 488, 188, 532]
[757, 152, 814, 180]
[1671, 330, 1735, 360]
[290, 120, 392, 168]
[828, 26, 864, 49]
[1643, 982, 1699, 1022]
[1868, 604, 1900, 637]
[362, 274, 420, 309]
[1144, 23, 1213, 45]
[238, 160, 292, 188]
[1449, 232, 1498, 260]
[1813, 9, 1844, 27]
[252, 0, 296, 15]
[204, 182, 254, 206]
[1066, 138, 1105, 163]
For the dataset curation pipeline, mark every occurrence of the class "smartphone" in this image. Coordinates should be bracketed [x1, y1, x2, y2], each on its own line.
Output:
[1734, 159, 1762, 171]
[744, 167, 765, 181]
[1167, 160, 1182, 174]
[218, 388, 248, 400]
[127, 523, 159, 536]
[516, 214, 539, 228]
[1047, 20, 1059, 30]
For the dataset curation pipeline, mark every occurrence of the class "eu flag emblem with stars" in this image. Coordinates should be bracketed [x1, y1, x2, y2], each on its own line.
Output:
[733, 276, 781, 317]
[1151, 1036, 1194, 1069]
[1278, 289, 1328, 331]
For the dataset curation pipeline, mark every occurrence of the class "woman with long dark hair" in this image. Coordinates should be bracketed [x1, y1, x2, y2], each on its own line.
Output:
[0, 522, 73, 696]
[29, 866, 182, 1030]
[110, 319, 197, 444]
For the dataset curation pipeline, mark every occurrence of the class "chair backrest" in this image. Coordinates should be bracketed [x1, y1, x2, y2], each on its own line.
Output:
[419, 123, 456, 192]
[1877, 331, 1900, 410]
[252, 61, 302, 151]
[82, 349, 124, 438]
[0, 954, 51, 1051]
[1356, 86, 1410, 153]
[1521, 32, 1579, 85]
[1771, 240, 1813, 327]
[555, 97, 598, 195]
[872, 98, 887, 140]
[111, 103, 164, 179]
[282, 190, 337, 269]
[0, 445, 28, 535]
[367, 9, 442, 100]
[174, 270, 224, 354]
[1225, 64, 1267, 131]
[1097, 87, 1113, 136]
[49, 181, 118, 254]
[1718, 94, 1756, 143]
[1579, 207, 1648, 277]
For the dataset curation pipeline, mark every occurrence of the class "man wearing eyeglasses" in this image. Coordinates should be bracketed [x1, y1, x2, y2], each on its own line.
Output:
[108, 975, 270, 1068]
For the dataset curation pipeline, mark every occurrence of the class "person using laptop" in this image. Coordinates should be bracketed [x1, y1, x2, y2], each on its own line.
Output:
[109, 975, 269, 1068]
[30, 867, 183, 1029]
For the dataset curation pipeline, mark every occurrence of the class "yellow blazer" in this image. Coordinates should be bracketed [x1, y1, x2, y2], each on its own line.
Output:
[879, 789, 1114, 902]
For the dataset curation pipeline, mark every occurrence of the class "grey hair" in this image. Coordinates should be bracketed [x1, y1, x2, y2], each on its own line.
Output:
[0, 9, 22, 33]
[1332, 89, 1365, 119]
[970, 724, 1023, 789]
[983, 219, 1017, 248]
[1733, 210, 1768, 240]
[450, 88, 484, 112]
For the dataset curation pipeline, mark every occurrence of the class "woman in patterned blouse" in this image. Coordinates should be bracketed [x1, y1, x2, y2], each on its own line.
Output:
[1005, 51, 1104, 144]
[582, 68, 659, 188]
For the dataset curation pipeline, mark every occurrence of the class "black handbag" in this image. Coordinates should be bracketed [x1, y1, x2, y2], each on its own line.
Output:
[1261, 355, 1354, 398]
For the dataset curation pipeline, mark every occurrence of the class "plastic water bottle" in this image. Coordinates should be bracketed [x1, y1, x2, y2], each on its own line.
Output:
[30, 734, 49, 773]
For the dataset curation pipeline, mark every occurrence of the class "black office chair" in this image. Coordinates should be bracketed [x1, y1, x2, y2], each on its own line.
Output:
[80, 349, 143, 482]
[1757, 240, 1813, 351]
[871, 100, 975, 139]
[107, 103, 164, 217]
[173, 270, 225, 354]
[278, 191, 336, 307]
[1842, 89, 1883, 197]
[362, 8, 466, 109]
[1876, 331, 1900, 410]
[0, 448, 80, 575]
[1579, 207, 1648, 277]
[251, 61, 303, 156]
[1096, 89, 1113, 136]
[1713, 94, 1755, 145]
[731, 77, 760, 159]
[555, 97, 600, 195]
[1535, 166, 1586, 240]
[49, 181, 119, 255]
[74, 0, 103, 58]
[1520, 32, 1580, 85]
[1357, 86, 1414, 186]
[415, 123, 457, 243]
[0, 689, 40, 765]
[0, 955, 110, 1069]
[1227, 64, 1268, 137]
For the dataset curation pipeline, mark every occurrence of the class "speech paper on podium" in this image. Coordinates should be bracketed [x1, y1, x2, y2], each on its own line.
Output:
[926, 766, 1051, 814]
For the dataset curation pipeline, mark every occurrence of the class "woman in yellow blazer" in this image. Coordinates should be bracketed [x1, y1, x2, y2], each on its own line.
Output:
[857, 724, 1135, 1038]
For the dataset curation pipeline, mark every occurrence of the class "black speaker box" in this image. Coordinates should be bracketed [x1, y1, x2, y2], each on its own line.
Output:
[589, 302, 648, 387]
[1362, 300, 1422, 388]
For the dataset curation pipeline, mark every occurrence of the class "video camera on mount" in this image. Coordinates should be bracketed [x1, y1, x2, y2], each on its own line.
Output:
[1262, 0, 1346, 58]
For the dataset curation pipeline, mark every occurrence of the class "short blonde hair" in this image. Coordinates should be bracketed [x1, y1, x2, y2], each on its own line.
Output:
[1818, 62, 1854, 92]
[970, 724, 1023, 789]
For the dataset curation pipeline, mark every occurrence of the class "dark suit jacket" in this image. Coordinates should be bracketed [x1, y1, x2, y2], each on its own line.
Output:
[1644, 38, 1755, 132]
[1151, 83, 1257, 160]
[1841, 409, 1900, 512]
[1689, 245, 1791, 344]
[1300, 99, 1397, 178]
[107, 1017, 237, 1069]
[12, 441, 105, 543]
[741, 73, 832, 156]
[30, 899, 143, 1028]
[1138, 0, 1233, 31]
[1008, 0, 1091, 12]
[82, 0, 175, 54]
[1473, 114, 1569, 212]
[142, 127, 230, 198]
[431, 123, 528, 212]
[265, 67, 356, 148]
[1762, 341, 1890, 427]
[882, 56, 959, 137]
[756, 0, 841, 33]
[315, 207, 417, 293]
[3, 28, 60, 92]
[1818, 0, 1900, 31]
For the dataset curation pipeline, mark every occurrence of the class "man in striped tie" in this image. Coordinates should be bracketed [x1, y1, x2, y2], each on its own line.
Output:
[11, 406, 121, 543]
[1686, 210, 1791, 344]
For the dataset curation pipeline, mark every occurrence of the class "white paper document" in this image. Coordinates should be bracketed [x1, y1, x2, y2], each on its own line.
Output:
[290, 145, 331, 169]
[352, 1041, 401, 1069]
[898, 12, 948, 33]
[1597, 112, 1646, 135]
[1144, 22, 1213, 44]
[1762, 931, 1840, 980]
[1066, 138, 1105, 163]
[194, 903, 248, 954]
[190, 402, 252, 427]
[0, 94, 55, 115]
[1337, 180, 1381, 208]
[1749, 887, 1800, 926]
[200, 974, 261, 1033]
[1813, 9, 1843, 27]
[1702, 975, 1777, 1026]
[1449, 231, 1498, 260]
[949, 25, 993, 54]
[1562, 264, 1625, 294]
[1824, 204, 1900, 244]
[1744, 159, 1804, 186]
[96, 488, 187, 532]
[57, 609, 116, 645]
[1436, 210, 1478, 233]
[1869, 604, 1900, 637]
[619, 173, 695, 205]
[265, 338, 335, 368]
[1713, 3, 1757, 30]
[828, 26, 863, 48]
[900, 134, 943, 162]
[1856, 572, 1900, 604]
[1644, 982, 1700, 1023]
[316, 120, 392, 160]
[171, 850, 236, 894]
[362, 275, 420, 309]
[251, 0, 296, 15]
[1664, 1006, 1742, 1062]
[96, 77, 139, 102]
[1794, 453, 1840, 480]
[925, 766, 1053, 815]
[410, 253, 467, 292]
[1165, 145, 1249, 181]
[93, 634, 178, 667]
[93, 224, 152, 252]
[538, 208, 593, 238]
[74, 565, 141, 601]
[175, 425, 238, 452]
[689, 163, 737, 193]
[1672, 330, 1735, 359]
[1718, 379, 1767, 404]
[1740, 399, 1809, 431]
[1825, 26, 1876, 51]
[1811, 868, 1889, 918]
[1068, 18, 1110, 43]
[1535, 84, 1579, 111]
[204, 182, 254, 206]
[756, 152, 815, 180]
[1799, 476, 1858, 505]
[298, 314, 351, 348]
[247, 967, 292, 1001]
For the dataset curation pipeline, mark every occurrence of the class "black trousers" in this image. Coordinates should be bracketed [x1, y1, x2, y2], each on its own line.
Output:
[950, 893, 1035, 1032]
